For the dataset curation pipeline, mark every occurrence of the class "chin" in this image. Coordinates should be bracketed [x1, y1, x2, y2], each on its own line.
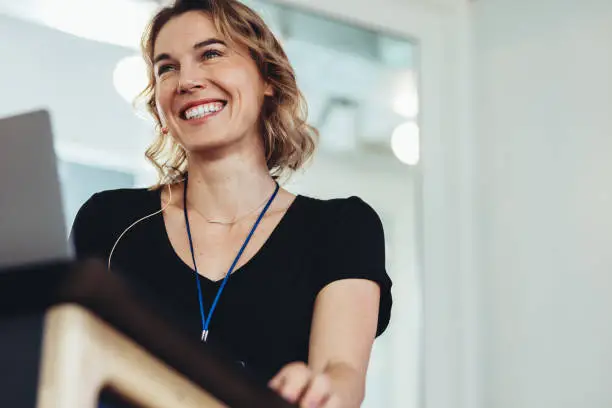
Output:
[183, 135, 244, 156]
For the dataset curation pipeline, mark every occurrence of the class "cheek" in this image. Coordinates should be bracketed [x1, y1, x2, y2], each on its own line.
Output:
[221, 66, 266, 104]
[155, 82, 175, 117]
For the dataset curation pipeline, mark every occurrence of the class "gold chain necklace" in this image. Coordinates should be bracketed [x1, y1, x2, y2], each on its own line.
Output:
[189, 187, 277, 226]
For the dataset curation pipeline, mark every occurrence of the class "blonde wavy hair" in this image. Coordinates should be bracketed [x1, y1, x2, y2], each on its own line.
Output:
[138, 0, 318, 187]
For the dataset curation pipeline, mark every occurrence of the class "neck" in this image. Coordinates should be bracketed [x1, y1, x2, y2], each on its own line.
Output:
[183, 150, 276, 222]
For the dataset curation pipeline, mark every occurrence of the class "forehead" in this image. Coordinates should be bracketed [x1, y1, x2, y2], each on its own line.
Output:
[154, 11, 220, 55]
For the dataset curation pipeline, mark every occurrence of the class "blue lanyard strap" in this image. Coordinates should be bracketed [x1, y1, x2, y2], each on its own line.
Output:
[182, 176, 280, 342]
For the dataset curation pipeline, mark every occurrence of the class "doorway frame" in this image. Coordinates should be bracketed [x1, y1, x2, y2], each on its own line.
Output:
[268, 2, 477, 408]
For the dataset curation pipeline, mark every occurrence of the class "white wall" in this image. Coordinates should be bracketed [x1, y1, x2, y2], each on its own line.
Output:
[471, 1, 612, 407]
[286, 152, 421, 408]
[0, 14, 152, 172]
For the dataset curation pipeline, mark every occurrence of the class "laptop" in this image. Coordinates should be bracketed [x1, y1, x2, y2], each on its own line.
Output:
[0, 109, 73, 269]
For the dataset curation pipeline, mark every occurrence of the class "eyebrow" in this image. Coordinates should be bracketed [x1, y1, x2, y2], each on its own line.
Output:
[153, 38, 227, 65]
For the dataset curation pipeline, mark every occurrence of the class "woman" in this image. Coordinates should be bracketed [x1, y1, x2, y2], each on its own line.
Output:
[71, 0, 392, 407]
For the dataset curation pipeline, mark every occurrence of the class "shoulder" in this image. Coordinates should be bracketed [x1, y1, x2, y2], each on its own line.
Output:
[299, 194, 380, 216]
[298, 194, 384, 237]
[301, 194, 385, 251]
[72, 186, 160, 231]
[299, 194, 392, 336]
[79, 187, 159, 214]
[69, 187, 160, 259]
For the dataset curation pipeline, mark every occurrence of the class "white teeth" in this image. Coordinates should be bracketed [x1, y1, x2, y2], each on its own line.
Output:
[184, 102, 224, 120]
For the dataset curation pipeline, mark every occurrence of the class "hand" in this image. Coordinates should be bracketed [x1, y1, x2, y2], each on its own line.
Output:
[268, 362, 341, 408]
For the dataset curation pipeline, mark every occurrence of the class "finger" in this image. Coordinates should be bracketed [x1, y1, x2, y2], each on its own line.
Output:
[299, 373, 331, 408]
[268, 372, 284, 391]
[268, 362, 302, 390]
[276, 363, 313, 403]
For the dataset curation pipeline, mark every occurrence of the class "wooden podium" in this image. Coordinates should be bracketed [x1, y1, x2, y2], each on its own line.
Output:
[0, 260, 296, 408]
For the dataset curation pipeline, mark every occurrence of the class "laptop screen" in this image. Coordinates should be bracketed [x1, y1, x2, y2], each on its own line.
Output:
[0, 110, 72, 269]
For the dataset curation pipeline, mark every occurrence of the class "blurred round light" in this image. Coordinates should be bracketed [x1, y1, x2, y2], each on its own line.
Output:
[113, 55, 148, 105]
[391, 122, 420, 165]
[391, 71, 419, 119]
[393, 92, 419, 119]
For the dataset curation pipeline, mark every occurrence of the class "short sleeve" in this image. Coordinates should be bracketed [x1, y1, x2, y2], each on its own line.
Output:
[315, 196, 392, 337]
[69, 193, 107, 261]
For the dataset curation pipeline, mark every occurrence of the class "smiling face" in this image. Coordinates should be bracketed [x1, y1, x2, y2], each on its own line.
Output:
[152, 11, 273, 154]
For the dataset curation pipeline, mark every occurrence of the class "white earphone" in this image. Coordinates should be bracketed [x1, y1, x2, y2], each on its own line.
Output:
[107, 183, 173, 270]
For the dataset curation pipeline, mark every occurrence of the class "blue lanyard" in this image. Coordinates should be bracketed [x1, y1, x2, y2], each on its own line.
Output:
[182, 176, 280, 342]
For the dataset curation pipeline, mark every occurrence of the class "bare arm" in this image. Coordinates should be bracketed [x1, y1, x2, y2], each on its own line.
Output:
[270, 278, 380, 408]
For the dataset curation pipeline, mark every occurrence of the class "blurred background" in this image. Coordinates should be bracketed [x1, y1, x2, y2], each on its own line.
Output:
[0, 0, 421, 407]
[2, 0, 612, 407]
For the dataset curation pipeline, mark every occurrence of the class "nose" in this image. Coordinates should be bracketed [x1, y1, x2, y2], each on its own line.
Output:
[177, 77, 207, 95]
[176, 59, 209, 94]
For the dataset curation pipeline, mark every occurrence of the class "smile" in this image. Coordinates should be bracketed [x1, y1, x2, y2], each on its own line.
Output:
[180, 101, 226, 121]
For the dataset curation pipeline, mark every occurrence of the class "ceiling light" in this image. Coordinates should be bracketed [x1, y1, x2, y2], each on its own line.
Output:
[113, 55, 149, 106]
[391, 122, 420, 165]
[392, 71, 419, 119]
[393, 92, 419, 119]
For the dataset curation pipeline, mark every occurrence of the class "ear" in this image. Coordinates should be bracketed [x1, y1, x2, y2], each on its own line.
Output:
[264, 83, 274, 97]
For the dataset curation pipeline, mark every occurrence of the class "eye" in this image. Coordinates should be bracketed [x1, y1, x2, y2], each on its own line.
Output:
[202, 49, 223, 60]
[156, 64, 175, 76]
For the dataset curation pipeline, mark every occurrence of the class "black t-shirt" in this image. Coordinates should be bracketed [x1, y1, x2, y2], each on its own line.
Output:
[70, 187, 392, 384]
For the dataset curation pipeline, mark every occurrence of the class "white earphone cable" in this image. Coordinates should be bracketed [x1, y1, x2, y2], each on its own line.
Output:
[107, 183, 173, 270]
